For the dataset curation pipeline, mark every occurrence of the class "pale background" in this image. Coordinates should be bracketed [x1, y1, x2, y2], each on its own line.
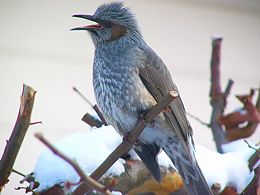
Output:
[0, 0, 259, 194]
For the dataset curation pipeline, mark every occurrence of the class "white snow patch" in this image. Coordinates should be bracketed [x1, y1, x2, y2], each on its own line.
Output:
[195, 142, 255, 193]
[221, 139, 252, 153]
[111, 191, 123, 195]
[158, 150, 174, 168]
[212, 34, 223, 40]
[34, 125, 256, 194]
[34, 126, 124, 192]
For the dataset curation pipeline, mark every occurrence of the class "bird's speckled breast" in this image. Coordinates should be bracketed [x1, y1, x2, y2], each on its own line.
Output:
[93, 44, 156, 132]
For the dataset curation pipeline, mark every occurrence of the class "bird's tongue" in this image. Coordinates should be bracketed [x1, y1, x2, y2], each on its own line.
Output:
[85, 24, 102, 29]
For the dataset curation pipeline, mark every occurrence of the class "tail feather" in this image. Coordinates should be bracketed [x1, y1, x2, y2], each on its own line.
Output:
[134, 142, 161, 182]
[163, 137, 213, 195]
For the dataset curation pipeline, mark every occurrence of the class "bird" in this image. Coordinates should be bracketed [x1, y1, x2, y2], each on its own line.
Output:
[72, 2, 213, 195]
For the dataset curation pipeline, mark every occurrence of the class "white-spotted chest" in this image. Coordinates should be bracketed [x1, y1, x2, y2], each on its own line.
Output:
[93, 45, 156, 133]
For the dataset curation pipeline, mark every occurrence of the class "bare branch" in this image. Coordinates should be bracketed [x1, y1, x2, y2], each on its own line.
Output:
[12, 169, 26, 177]
[186, 112, 210, 127]
[73, 86, 94, 108]
[93, 104, 108, 125]
[225, 89, 260, 142]
[73, 86, 108, 125]
[209, 37, 229, 153]
[82, 113, 103, 127]
[72, 91, 178, 195]
[35, 133, 113, 195]
[210, 36, 223, 98]
[0, 84, 36, 191]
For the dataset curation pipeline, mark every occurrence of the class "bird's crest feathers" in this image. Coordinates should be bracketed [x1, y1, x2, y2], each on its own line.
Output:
[94, 2, 136, 27]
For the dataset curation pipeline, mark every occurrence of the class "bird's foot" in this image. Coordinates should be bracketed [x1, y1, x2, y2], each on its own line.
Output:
[138, 112, 155, 128]
[163, 106, 171, 113]
[123, 132, 140, 147]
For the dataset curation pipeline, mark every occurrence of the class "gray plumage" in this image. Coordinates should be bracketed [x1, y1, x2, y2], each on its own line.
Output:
[72, 2, 213, 195]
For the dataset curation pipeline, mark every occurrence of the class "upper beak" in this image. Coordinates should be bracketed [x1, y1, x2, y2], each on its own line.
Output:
[71, 14, 102, 31]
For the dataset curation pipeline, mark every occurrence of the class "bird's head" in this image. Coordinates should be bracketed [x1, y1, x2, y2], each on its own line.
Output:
[72, 2, 142, 47]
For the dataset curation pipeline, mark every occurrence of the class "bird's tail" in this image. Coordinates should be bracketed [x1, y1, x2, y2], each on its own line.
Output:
[184, 162, 212, 195]
[163, 138, 213, 195]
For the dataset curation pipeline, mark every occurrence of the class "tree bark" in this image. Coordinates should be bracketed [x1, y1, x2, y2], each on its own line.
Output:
[209, 37, 234, 153]
[0, 84, 36, 191]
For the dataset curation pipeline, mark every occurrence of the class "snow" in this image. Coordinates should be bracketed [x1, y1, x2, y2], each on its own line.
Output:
[211, 34, 223, 40]
[34, 126, 125, 192]
[34, 125, 256, 193]
[196, 141, 256, 193]
[158, 150, 174, 168]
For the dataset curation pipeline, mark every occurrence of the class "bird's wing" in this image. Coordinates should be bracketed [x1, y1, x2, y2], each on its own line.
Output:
[138, 47, 193, 145]
[138, 47, 212, 195]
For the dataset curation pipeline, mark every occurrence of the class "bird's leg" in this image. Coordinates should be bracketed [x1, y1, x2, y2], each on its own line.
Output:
[138, 110, 155, 128]
[123, 132, 140, 147]
[163, 106, 171, 113]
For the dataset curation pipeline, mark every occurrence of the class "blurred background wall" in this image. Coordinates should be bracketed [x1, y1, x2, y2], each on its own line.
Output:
[0, 0, 259, 194]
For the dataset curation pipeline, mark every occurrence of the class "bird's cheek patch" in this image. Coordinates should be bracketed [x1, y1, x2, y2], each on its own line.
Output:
[110, 25, 127, 41]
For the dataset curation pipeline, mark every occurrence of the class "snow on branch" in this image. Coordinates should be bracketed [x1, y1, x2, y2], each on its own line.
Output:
[224, 89, 260, 142]
[72, 91, 178, 195]
[35, 133, 113, 195]
[0, 84, 36, 192]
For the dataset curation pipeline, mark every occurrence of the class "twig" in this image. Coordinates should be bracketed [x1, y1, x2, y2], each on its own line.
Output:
[12, 169, 26, 177]
[186, 112, 210, 127]
[30, 121, 42, 126]
[244, 140, 260, 172]
[244, 140, 260, 155]
[0, 84, 36, 191]
[209, 36, 223, 98]
[72, 86, 94, 107]
[209, 37, 230, 153]
[93, 104, 108, 125]
[72, 91, 178, 195]
[82, 113, 103, 128]
[225, 89, 260, 142]
[73, 86, 108, 125]
[35, 133, 112, 195]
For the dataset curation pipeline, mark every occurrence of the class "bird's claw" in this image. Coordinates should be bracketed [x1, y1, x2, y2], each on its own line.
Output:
[138, 112, 155, 128]
[123, 132, 140, 147]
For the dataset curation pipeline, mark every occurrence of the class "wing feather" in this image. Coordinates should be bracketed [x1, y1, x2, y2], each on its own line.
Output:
[138, 48, 193, 146]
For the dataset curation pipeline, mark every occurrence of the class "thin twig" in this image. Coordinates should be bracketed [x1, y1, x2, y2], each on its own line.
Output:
[244, 140, 260, 157]
[0, 84, 36, 191]
[72, 86, 94, 108]
[73, 91, 178, 195]
[226, 88, 260, 142]
[73, 86, 108, 125]
[186, 112, 210, 127]
[30, 121, 42, 126]
[35, 133, 112, 195]
[12, 169, 26, 177]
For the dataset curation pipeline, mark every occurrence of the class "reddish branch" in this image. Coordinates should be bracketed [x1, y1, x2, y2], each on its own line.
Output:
[0, 84, 36, 191]
[35, 133, 113, 195]
[224, 90, 260, 142]
[72, 91, 178, 195]
[210, 37, 223, 97]
[209, 37, 233, 153]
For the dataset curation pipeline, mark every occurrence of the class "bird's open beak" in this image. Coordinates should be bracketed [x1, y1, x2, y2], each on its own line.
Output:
[71, 14, 103, 31]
